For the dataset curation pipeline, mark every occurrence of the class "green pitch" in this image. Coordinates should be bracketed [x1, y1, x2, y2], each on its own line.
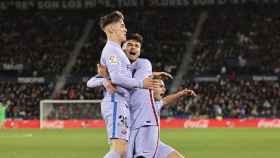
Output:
[0, 128, 279, 158]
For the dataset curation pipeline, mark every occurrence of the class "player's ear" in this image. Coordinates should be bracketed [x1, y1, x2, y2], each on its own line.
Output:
[104, 25, 113, 34]
[108, 24, 114, 34]
[122, 42, 127, 49]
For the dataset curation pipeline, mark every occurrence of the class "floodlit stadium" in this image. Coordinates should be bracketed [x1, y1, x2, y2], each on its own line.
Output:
[0, 0, 280, 158]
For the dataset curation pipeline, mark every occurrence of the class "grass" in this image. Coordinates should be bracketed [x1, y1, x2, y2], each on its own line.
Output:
[0, 128, 279, 158]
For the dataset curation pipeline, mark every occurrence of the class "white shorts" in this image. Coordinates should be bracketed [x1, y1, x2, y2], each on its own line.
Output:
[127, 126, 160, 158]
[156, 141, 175, 158]
[101, 100, 130, 143]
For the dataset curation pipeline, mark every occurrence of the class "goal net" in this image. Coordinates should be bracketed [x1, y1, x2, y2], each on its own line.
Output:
[40, 99, 102, 129]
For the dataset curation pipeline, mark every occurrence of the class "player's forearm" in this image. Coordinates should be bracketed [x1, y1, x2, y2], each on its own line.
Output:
[87, 75, 106, 88]
[110, 72, 143, 89]
[162, 92, 183, 107]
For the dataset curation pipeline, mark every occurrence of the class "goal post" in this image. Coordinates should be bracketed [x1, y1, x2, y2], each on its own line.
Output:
[40, 99, 102, 129]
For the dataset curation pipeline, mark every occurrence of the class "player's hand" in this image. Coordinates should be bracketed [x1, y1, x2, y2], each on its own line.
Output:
[152, 72, 173, 80]
[143, 78, 162, 90]
[178, 88, 197, 97]
[154, 91, 162, 101]
[97, 64, 109, 78]
[104, 80, 117, 94]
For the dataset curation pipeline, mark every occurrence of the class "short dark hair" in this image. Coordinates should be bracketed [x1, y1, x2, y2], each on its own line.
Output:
[126, 33, 143, 45]
[100, 11, 124, 30]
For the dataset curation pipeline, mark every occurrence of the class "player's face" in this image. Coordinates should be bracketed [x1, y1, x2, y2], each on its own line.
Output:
[154, 81, 166, 99]
[123, 40, 141, 62]
[111, 19, 127, 43]
[159, 82, 166, 97]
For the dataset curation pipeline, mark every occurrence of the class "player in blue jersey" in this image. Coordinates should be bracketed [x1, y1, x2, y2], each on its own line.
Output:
[92, 68, 196, 158]
[120, 34, 196, 158]
[88, 33, 196, 158]
[98, 11, 161, 158]
[152, 80, 196, 158]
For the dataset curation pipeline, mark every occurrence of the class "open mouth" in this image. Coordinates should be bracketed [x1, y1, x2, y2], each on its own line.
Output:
[130, 52, 136, 56]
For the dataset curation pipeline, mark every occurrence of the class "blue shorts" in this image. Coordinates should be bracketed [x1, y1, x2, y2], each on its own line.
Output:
[101, 100, 130, 143]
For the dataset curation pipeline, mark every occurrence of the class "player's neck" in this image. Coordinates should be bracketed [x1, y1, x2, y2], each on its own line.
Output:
[107, 36, 122, 46]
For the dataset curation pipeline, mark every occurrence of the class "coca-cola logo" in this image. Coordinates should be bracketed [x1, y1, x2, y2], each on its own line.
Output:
[43, 121, 64, 128]
[184, 120, 209, 128]
[257, 119, 280, 128]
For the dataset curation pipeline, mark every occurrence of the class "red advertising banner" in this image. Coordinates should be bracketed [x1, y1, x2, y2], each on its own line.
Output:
[3, 119, 280, 128]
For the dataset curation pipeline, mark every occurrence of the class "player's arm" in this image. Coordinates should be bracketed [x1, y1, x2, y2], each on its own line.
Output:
[87, 74, 106, 88]
[87, 63, 112, 88]
[87, 74, 117, 93]
[153, 88, 196, 111]
[161, 89, 197, 107]
[151, 72, 173, 80]
[103, 54, 159, 90]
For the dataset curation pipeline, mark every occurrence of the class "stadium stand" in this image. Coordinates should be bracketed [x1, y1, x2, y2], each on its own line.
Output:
[0, 6, 279, 119]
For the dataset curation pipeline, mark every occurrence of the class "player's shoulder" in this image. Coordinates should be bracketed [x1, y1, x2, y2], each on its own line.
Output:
[102, 42, 119, 55]
[101, 43, 123, 60]
[102, 42, 128, 65]
[137, 58, 152, 65]
[136, 58, 152, 70]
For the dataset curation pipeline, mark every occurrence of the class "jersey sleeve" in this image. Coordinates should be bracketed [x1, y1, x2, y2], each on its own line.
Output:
[140, 59, 152, 74]
[103, 53, 144, 89]
[87, 75, 106, 88]
[133, 59, 153, 79]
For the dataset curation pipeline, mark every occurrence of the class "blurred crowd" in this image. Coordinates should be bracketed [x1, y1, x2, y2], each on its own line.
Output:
[0, 14, 100, 77]
[1, 8, 279, 77]
[189, 10, 280, 76]
[47, 103, 101, 120]
[0, 79, 279, 119]
[0, 82, 103, 119]
[0, 7, 279, 119]
[161, 80, 280, 119]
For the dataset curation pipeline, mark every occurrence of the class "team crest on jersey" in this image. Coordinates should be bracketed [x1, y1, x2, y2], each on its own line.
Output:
[109, 55, 119, 64]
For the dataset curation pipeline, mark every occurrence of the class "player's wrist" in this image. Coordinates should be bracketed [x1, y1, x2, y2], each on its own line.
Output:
[102, 79, 110, 87]
[177, 91, 184, 97]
